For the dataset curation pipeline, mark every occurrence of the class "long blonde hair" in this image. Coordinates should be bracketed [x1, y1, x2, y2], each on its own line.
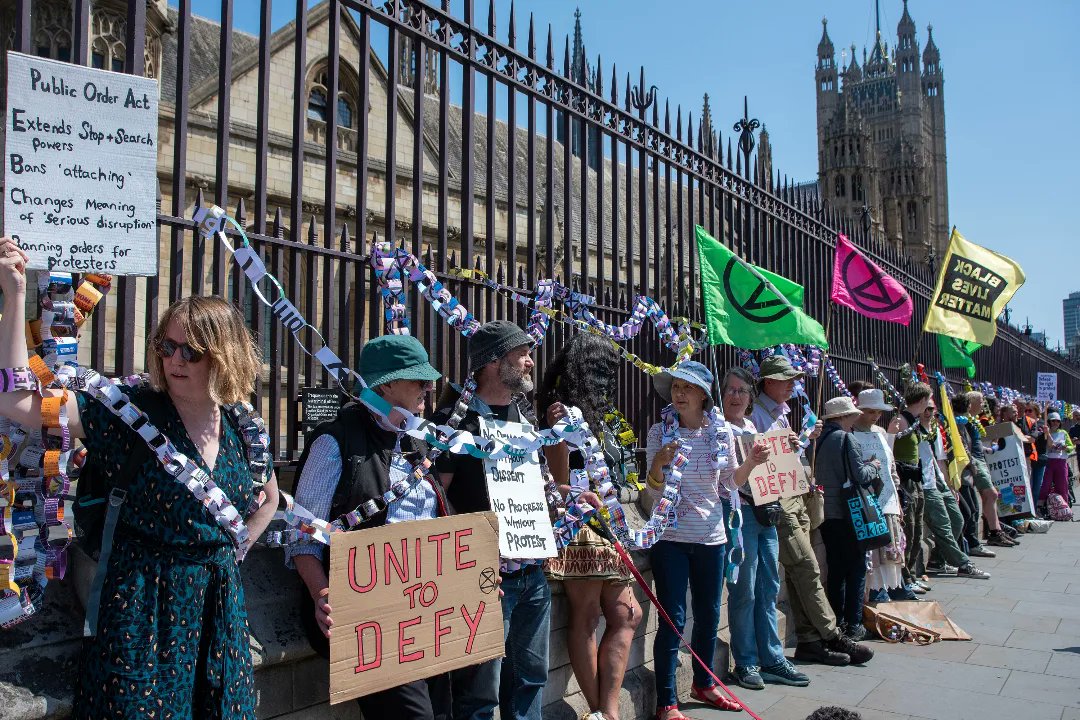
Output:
[148, 296, 261, 404]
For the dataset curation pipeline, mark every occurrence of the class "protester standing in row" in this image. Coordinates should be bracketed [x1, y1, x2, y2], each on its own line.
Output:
[961, 392, 1016, 547]
[289, 335, 451, 720]
[537, 334, 640, 720]
[888, 383, 933, 595]
[850, 388, 907, 603]
[431, 321, 558, 720]
[750, 356, 874, 666]
[916, 399, 992, 580]
[0, 238, 280, 719]
[720, 368, 810, 690]
[646, 361, 768, 719]
[1039, 412, 1074, 505]
[814, 397, 881, 640]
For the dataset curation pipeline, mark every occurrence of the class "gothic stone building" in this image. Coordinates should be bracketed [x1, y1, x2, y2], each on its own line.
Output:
[815, 0, 947, 260]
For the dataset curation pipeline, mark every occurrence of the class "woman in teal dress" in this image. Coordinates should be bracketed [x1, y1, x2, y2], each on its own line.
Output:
[0, 237, 279, 719]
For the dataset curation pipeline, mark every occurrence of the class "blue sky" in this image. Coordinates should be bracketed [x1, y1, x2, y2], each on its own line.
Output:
[181, 0, 1079, 348]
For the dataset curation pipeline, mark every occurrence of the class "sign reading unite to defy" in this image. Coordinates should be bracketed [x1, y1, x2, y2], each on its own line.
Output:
[933, 253, 1007, 322]
[328, 513, 504, 704]
[4, 52, 159, 275]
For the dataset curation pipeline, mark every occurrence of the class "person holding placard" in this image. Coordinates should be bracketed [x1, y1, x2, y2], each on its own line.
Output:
[431, 320, 599, 720]
[535, 333, 640, 720]
[750, 355, 873, 668]
[644, 361, 771, 719]
[1038, 412, 1074, 509]
[719, 367, 811, 691]
[287, 334, 453, 720]
[814, 397, 882, 639]
[959, 391, 1015, 547]
[0, 238, 280, 720]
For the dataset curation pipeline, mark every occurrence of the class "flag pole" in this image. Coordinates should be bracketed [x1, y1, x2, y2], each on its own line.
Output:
[810, 306, 834, 481]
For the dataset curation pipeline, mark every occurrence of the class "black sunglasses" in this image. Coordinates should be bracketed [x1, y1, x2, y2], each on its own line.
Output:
[156, 338, 205, 363]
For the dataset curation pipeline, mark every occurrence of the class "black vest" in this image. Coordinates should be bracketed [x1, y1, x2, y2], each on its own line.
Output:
[292, 402, 448, 656]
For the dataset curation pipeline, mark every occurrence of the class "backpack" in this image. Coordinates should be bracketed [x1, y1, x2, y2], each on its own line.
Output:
[1047, 493, 1073, 522]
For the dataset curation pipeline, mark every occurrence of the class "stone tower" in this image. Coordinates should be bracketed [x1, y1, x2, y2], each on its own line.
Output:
[814, 0, 948, 259]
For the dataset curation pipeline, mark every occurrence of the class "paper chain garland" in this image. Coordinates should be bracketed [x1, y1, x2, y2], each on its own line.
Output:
[371, 242, 702, 373]
[0, 271, 112, 627]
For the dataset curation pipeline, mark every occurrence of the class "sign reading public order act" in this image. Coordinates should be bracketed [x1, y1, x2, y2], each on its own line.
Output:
[4, 52, 159, 275]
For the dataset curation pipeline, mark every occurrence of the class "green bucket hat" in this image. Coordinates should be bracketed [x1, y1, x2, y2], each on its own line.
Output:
[359, 335, 442, 388]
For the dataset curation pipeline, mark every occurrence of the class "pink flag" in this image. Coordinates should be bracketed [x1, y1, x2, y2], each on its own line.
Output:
[830, 234, 914, 325]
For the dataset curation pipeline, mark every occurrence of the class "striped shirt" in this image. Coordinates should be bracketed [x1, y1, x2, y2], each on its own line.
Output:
[284, 433, 439, 569]
[645, 414, 737, 546]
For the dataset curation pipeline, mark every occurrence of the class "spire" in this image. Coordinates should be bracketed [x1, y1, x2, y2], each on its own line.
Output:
[701, 93, 715, 155]
[818, 16, 834, 56]
[923, 23, 941, 70]
[899, 0, 915, 30]
[845, 43, 862, 81]
[570, 7, 586, 86]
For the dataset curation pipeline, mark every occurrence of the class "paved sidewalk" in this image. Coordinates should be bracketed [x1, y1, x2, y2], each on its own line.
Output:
[689, 518, 1080, 720]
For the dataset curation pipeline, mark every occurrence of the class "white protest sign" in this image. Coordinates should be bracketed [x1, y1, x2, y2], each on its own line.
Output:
[985, 423, 1034, 518]
[851, 429, 899, 514]
[480, 418, 557, 559]
[4, 52, 159, 275]
[737, 429, 809, 504]
[1036, 373, 1057, 404]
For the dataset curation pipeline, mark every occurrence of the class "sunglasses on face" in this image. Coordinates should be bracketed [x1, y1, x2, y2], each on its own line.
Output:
[155, 338, 205, 363]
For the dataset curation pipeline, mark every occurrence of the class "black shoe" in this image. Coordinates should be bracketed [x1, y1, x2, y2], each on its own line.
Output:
[794, 639, 850, 666]
[827, 634, 874, 664]
[987, 531, 1018, 547]
[845, 623, 868, 642]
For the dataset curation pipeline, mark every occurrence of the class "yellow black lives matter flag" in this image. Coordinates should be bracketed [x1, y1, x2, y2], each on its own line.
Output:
[923, 228, 1025, 346]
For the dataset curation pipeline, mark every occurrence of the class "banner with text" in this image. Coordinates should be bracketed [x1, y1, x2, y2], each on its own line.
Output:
[1036, 373, 1058, 404]
[3, 52, 159, 275]
[985, 423, 1034, 518]
[480, 418, 557, 559]
[328, 513, 504, 704]
[736, 429, 809, 504]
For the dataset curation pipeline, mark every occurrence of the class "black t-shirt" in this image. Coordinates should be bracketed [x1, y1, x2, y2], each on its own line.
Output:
[431, 403, 514, 514]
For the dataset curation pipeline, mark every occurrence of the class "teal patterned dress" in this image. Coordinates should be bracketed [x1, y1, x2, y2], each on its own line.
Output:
[73, 384, 257, 720]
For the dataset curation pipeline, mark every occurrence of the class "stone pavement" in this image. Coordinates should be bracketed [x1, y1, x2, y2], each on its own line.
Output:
[688, 518, 1080, 720]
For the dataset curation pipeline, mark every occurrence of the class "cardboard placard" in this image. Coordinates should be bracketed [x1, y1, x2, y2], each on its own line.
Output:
[1036, 373, 1057, 403]
[480, 418, 557, 559]
[736, 429, 809, 504]
[328, 512, 504, 704]
[4, 52, 159, 275]
[984, 422, 1033, 518]
[301, 387, 344, 431]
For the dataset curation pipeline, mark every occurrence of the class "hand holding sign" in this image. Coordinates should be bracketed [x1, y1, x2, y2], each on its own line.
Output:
[737, 429, 810, 504]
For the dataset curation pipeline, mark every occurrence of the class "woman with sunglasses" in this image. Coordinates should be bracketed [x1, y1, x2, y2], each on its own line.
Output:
[718, 368, 810, 691]
[645, 361, 768, 720]
[0, 237, 279, 719]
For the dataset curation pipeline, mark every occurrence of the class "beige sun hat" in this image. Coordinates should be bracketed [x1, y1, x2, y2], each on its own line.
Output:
[822, 396, 863, 420]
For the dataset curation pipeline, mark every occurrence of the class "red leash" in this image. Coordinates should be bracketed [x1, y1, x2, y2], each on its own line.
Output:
[594, 519, 764, 720]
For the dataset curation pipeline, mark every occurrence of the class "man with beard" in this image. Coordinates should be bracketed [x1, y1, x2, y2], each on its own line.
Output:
[429, 320, 554, 720]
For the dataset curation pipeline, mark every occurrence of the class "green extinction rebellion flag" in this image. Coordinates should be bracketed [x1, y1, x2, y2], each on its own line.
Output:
[696, 226, 829, 350]
[937, 334, 980, 379]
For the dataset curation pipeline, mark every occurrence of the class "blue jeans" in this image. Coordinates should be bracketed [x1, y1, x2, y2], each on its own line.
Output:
[650, 540, 725, 707]
[451, 565, 551, 720]
[723, 500, 785, 670]
[1031, 462, 1046, 509]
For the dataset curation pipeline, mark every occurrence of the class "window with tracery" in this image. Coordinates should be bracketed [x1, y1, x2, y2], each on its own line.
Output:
[32, 1, 72, 61]
[90, 10, 126, 73]
[307, 67, 357, 129]
[835, 174, 847, 198]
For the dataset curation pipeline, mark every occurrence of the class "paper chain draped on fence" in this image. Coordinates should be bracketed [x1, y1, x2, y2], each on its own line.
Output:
[193, 205, 737, 556]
